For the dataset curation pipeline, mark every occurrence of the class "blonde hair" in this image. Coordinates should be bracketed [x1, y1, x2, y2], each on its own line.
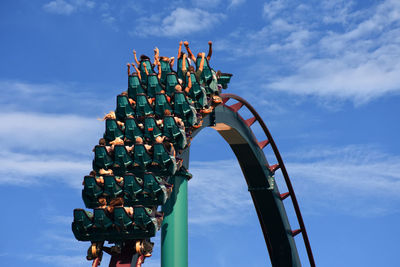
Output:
[100, 111, 116, 121]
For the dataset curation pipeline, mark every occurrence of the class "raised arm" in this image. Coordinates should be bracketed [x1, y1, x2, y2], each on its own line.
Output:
[198, 53, 205, 72]
[184, 41, 196, 62]
[127, 63, 131, 76]
[142, 62, 149, 76]
[131, 63, 141, 80]
[154, 47, 160, 65]
[156, 59, 161, 79]
[182, 53, 187, 72]
[207, 41, 213, 61]
[169, 57, 175, 69]
[184, 71, 191, 94]
[133, 50, 140, 66]
[177, 41, 183, 59]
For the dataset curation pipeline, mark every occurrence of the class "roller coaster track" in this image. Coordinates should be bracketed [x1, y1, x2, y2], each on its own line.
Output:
[211, 93, 316, 267]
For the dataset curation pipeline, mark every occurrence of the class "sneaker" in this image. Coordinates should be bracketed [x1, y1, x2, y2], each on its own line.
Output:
[201, 107, 213, 114]
[212, 95, 222, 104]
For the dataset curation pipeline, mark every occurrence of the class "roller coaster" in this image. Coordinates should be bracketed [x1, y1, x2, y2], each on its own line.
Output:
[72, 41, 315, 267]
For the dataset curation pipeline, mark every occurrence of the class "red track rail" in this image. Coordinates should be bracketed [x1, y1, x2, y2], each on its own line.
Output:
[221, 93, 316, 267]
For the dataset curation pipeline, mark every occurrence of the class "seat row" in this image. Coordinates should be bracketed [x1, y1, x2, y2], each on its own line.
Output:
[93, 143, 178, 175]
[116, 92, 197, 127]
[104, 117, 186, 149]
[72, 206, 162, 242]
[128, 71, 231, 100]
[82, 172, 171, 209]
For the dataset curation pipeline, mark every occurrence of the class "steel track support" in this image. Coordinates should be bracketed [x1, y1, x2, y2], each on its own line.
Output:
[161, 174, 188, 267]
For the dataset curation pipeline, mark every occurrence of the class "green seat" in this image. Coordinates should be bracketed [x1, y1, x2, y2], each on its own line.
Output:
[72, 209, 94, 241]
[153, 143, 176, 175]
[165, 72, 179, 96]
[144, 172, 165, 193]
[133, 144, 152, 169]
[196, 56, 213, 83]
[217, 73, 232, 89]
[154, 92, 172, 118]
[146, 74, 164, 99]
[144, 117, 162, 142]
[135, 93, 154, 117]
[128, 74, 145, 100]
[103, 175, 123, 198]
[113, 145, 133, 168]
[173, 92, 196, 126]
[93, 145, 113, 171]
[207, 69, 219, 95]
[133, 206, 154, 230]
[116, 95, 135, 121]
[82, 175, 103, 203]
[187, 72, 207, 109]
[124, 118, 143, 143]
[139, 59, 154, 84]
[94, 208, 113, 229]
[177, 57, 190, 81]
[123, 173, 143, 204]
[162, 115, 187, 149]
[73, 209, 94, 231]
[160, 60, 172, 85]
[114, 207, 133, 229]
[104, 119, 124, 142]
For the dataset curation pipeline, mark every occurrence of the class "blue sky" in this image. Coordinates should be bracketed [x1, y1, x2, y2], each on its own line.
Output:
[1, 0, 400, 266]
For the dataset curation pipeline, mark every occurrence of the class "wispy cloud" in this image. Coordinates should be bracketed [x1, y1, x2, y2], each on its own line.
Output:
[0, 150, 90, 188]
[188, 160, 253, 226]
[132, 8, 225, 37]
[0, 80, 113, 115]
[285, 144, 400, 216]
[263, 0, 286, 19]
[43, 0, 95, 15]
[0, 81, 104, 189]
[0, 111, 102, 153]
[187, 144, 400, 222]
[216, 0, 400, 104]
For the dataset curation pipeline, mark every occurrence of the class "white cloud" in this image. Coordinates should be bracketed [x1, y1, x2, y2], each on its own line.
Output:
[132, 8, 225, 37]
[188, 160, 253, 225]
[187, 145, 400, 220]
[216, 0, 400, 104]
[0, 111, 102, 188]
[43, 0, 75, 15]
[0, 111, 102, 153]
[0, 150, 90, 188]
[285, 145, 400, 216]
[43, 0, 95, 15]
[228, 0, 245, 8]
[263, 0, 286, 19]
[0, 80, 113, 115]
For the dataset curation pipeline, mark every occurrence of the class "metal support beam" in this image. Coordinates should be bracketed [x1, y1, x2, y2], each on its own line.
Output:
[161, 174, 188, 267]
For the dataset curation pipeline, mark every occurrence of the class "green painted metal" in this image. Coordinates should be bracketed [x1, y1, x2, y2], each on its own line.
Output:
[128, 74, 144, 100]
[116, 95, 135, 121]
[165, 73, 179, 96]
[161, 174, 188, 267]
[155, 92, 172, 117]
[173, 92, 196, 126]
[144, 117, 162, 142]
[124, 118, 143, 143]
[135, 93, 154, 117]
[104, 119, 124, 142]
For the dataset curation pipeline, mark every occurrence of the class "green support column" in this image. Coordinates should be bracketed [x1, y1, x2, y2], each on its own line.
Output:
[161, 175, 188, 267]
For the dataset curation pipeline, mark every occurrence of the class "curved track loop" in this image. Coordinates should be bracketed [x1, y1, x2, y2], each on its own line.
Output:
[219, 93, 315, 267]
